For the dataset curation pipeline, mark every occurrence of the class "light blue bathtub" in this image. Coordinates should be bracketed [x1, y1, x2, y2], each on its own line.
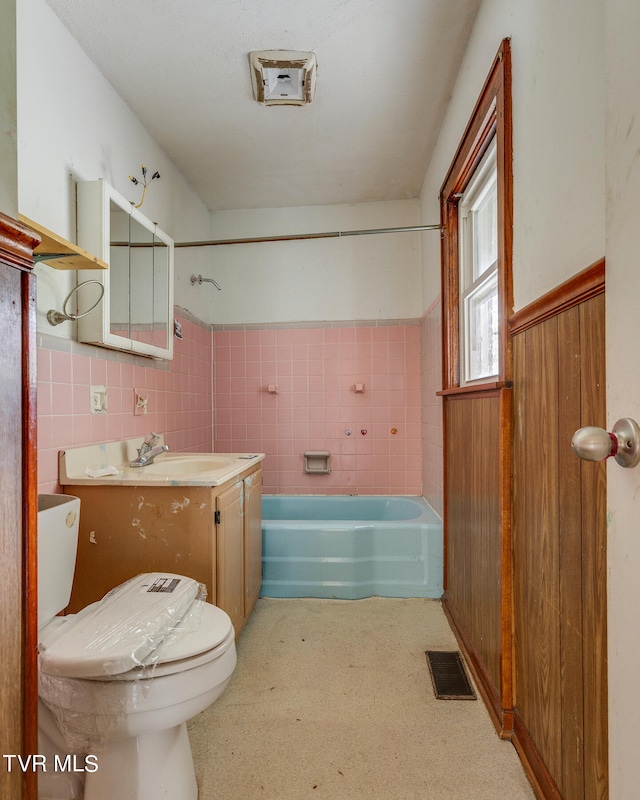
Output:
[261, 495, 443, 600]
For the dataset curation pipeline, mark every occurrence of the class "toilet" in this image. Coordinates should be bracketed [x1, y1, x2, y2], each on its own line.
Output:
[37, 494, 237, 800]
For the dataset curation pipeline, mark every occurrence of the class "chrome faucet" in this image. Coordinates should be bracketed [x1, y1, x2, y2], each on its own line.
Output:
[130, 432, 170, 467]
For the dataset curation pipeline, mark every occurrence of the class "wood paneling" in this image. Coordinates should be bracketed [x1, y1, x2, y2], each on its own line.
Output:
[512, 293, 607, 800]
[445, 394, 503, 697]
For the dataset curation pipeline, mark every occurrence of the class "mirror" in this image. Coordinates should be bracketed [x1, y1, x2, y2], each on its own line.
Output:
[77, 180, 174, 359]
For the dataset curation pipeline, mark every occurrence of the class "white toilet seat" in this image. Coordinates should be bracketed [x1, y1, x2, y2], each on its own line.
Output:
[39, 573, 235, 681]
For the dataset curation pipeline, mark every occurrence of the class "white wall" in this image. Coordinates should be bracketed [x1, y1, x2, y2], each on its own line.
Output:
[16, 0, 212, 333]
[206, 199, 422, 325]
[605, 0, 640, 794]
[419, 0, 605, 314]
[16, 0, 424, 332]
[0, 0, 18, 216]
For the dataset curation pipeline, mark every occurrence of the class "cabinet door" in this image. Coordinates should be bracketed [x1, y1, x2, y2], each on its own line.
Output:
[244, 469, 263, 619]
[216, 481, 245, 636]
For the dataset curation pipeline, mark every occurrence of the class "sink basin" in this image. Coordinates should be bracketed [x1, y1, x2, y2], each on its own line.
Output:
[141, 455, 235, 476]
[58, 440, 264, 486]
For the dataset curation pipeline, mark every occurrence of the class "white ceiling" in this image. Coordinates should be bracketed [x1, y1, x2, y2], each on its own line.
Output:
[45, 0, 481, 213]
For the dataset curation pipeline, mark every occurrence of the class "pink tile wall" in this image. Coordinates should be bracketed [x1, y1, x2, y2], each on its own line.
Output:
[213, 323, 422, 495]
[37, 312, 213, 494]
[420, 298, 443, 517]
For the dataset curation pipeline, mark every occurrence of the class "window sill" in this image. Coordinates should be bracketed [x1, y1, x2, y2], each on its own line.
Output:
[437, 381, 511, 398]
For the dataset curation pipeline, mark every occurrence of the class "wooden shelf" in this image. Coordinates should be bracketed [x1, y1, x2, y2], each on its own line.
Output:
[18, 214, 108, 270]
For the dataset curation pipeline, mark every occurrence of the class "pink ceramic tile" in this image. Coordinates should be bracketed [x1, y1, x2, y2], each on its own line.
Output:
[51, 382, 73, 416]
[50, 415, 73, 450]
[38, 414, 52, 450]
[89, 358, 107, 386]
[106, 360, 121, 389]
[276, 329, 293, 346]
[50, 350, 73, 384]
[37, 348, 51, 381]
[323, 330, 339, 348]
[38, 381, 52, 415]
[307, 343, 324, 360]
[72, 354, 91, 385]
[245, 330, 261, 346]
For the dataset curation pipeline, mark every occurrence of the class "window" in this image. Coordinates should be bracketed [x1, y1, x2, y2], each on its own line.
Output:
[440, 39, 512, 390]
[459, 140, 498, 383]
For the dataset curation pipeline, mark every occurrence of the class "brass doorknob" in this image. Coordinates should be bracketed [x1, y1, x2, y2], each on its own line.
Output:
[571, 418, 640, 468]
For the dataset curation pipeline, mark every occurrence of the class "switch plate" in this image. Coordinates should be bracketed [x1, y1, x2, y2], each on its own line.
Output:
[134, 389, 149, 415]
[90, 385, 107, 414]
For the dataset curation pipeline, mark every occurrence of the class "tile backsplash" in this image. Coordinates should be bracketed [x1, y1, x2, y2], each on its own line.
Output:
[37, 312, 442, 504]
[37, 311, 213, 494]
[213, 321, 422, 495]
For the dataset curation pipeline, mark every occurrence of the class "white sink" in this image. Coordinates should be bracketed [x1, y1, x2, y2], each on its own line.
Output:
[59, 439, 265, 487]
[141, 455, 235, 476]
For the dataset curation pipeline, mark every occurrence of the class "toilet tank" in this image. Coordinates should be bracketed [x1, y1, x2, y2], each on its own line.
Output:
[37, 494, 81, 626]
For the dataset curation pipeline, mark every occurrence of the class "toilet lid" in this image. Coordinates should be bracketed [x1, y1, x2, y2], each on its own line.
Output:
[39, 573, 206, 679]
[140, 601, 233, 668]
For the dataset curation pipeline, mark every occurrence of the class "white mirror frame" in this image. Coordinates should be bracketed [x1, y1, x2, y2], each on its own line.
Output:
[76, 179, 174, 360]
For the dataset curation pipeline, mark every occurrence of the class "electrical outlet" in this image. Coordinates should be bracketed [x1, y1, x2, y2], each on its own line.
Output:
[90, 385, 107, 414]
[134, 389, 149, 415]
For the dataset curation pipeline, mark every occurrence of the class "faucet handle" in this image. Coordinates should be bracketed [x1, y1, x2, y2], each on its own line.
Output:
[137, 432, 161, 457]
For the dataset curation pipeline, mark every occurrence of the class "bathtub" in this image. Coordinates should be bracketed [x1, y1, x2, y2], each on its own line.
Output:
[261, 495, 443, 600]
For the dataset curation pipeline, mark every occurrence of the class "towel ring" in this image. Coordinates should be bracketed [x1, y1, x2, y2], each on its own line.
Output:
[47, 280, 105, 326]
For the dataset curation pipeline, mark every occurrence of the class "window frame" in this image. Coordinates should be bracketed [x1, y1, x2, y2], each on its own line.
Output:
[440, 40, 513, 393]
[459, 138, 499, 384]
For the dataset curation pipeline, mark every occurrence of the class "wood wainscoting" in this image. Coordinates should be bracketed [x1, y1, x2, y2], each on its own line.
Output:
[443, 387, 514, 735]
[510, 260, 607, 800]
[442, 260, 607, 799]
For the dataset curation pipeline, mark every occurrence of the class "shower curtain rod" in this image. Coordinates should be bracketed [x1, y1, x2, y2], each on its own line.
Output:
[175, 223, 442, 248]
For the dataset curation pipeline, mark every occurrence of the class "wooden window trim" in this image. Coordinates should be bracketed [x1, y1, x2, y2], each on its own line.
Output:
[437, 380, 511, 399]
[440, 38, 513, 390]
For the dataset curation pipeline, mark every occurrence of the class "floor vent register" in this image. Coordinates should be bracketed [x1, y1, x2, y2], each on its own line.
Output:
[425, 650, 476, 700]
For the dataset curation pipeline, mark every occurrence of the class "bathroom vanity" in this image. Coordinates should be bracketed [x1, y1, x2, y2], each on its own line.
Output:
[60, 441, 264, 638]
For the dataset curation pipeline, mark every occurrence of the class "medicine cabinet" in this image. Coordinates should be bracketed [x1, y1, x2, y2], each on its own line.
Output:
[77, 179, 174, 359]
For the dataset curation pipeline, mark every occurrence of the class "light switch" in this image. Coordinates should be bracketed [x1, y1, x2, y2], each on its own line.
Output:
[90, 385, 107, 414]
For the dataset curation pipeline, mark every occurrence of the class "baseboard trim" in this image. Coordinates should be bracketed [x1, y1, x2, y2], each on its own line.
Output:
[511, 711, 563, 800]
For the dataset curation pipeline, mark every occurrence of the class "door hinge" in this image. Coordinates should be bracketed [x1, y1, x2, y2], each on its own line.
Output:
[214, 510, 221, 524]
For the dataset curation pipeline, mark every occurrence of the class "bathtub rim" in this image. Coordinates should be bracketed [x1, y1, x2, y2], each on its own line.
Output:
[261, 494, 441, 526]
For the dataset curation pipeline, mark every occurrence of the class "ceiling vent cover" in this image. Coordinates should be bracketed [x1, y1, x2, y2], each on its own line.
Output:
[249, 50, 317, 106]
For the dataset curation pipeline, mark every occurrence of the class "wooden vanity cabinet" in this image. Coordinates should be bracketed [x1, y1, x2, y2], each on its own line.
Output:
[65, 465, 262, 638]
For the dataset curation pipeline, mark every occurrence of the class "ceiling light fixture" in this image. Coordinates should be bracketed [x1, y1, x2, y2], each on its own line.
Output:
[249, 50, 317, 106]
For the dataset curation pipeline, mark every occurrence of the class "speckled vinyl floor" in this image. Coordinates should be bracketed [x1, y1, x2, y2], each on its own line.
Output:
[188, 597, 536, 799]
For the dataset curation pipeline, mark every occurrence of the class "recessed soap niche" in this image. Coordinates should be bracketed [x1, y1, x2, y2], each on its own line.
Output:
[304, 451, 331, 474]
